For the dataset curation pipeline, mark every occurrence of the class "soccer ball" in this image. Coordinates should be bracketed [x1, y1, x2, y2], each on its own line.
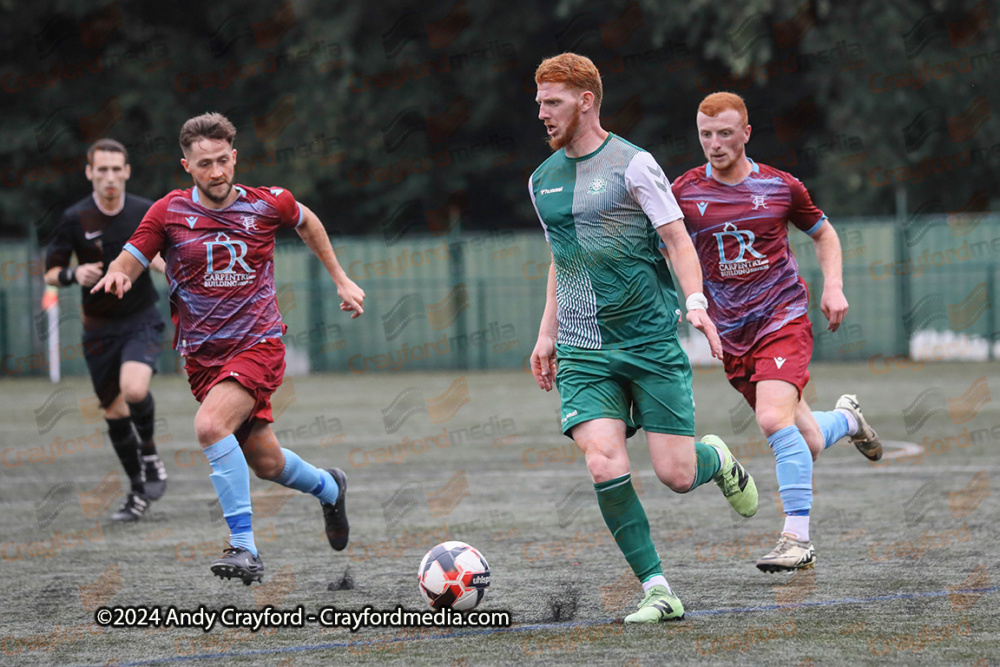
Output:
[417, 541, 490, 611]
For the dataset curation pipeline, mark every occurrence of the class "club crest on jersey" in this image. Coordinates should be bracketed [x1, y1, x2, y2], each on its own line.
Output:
[204, 231, 256, 288]
[713, 222, 769, 278]
[240, 214, 258, 231]
[751, 194, 768, 210]
[696, 202, 708, 216]
[587, 177, 607, 194]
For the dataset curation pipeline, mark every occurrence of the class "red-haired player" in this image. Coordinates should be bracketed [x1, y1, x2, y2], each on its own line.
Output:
[672, 92, 882, 572]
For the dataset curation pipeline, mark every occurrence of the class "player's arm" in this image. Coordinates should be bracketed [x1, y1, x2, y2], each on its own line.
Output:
[92, 196, 169, 296]
[530, 254, 558, 391]
[90, 250, 145, 298]
[43, 210, 104, 287]
[809, 219, 847, 332]
[627, 152, 721, 358]
[656, 221, 722, 359]
[295, 203, 365, 318]
[44, 262, 104, 288]
[149, 253, 166, 273]
[74, 252, 162, 289]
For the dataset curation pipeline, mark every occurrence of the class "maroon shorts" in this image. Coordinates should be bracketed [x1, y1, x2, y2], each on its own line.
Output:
[185, 339, 287, 424]
[722, 316, 813, 410]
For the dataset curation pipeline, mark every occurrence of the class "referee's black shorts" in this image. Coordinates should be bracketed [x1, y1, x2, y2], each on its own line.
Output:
[82, 305, 166, 408]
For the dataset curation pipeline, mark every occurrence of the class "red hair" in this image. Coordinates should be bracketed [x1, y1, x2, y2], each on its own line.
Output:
[535, 53, 603, 108]
[698, 92, 748, 126]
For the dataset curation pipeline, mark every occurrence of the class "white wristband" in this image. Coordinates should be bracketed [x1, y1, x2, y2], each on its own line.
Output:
[685, 292, 708, 311]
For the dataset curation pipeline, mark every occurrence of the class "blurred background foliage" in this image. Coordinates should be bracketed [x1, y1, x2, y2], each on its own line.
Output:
[1, 0, 998, 243]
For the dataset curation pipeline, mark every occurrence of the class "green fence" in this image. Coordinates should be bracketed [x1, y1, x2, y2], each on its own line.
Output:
[1, 216, 997, 378]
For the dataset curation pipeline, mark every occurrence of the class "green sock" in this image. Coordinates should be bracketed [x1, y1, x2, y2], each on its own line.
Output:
[595, 474, 661, 581]
[690, 441, 722, 490]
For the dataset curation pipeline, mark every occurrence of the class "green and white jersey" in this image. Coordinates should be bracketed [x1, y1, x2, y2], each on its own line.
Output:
[529, 133, 683, 350]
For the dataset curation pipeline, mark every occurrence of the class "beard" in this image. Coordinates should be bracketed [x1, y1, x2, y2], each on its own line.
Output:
[199, 179, 233, 204]
[547, 108, 581, 151]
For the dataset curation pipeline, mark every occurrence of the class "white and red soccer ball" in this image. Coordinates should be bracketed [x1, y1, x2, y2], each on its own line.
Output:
[417, 541, 490, 611]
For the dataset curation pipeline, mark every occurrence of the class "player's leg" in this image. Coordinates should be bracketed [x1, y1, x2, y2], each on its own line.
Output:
[194, 380, 262, 584]
[120, 315, 168, 496]
[103, 394, 150, 521]
[646, 432, 757, 517]
[573, 418, 682, 622]
[84, 329, 149, 521]
[630, 342, 756, 516]
[795, 399, 826, 461]
[796, 395, 875, 461]
[832, 394, 883, 461]
[119, 360, 167, 499]
[556, 346, 681, 621]
[574, 420, 649, 577]
[646, 433, 698, 492]
[241, 421, 348, 551]
[755, 379, 816, 572]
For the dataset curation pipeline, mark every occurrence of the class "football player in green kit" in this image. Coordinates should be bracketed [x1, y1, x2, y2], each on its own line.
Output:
[528, 53, 758, 623]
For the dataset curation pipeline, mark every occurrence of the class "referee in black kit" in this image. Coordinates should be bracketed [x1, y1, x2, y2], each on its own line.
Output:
[44, 138, 169, 521]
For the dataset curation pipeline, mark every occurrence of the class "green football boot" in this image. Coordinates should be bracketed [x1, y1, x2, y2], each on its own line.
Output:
[704, 434, 758, 518]
[624, 585, 685, 623]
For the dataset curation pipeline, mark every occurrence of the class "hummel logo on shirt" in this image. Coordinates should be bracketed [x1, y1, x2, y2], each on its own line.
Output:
[775, 357, 786, 369]
[696, 202, 709, 216]
[185, 216, 198, 229]
[540, 187, 564, 195]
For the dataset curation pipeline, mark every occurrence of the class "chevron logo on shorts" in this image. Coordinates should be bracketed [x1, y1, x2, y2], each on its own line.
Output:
[775, 357, 786, 369]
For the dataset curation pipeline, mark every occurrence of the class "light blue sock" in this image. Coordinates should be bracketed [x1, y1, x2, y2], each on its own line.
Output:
[767, 425, 813, 514]
[273, 448, 339, 504]
[205, 434, 256, 555]
[226, 514, 257, 555]
[813, 410, 850, 449]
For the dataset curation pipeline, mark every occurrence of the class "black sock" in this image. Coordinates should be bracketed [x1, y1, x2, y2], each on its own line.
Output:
[127, 393, 156, 454]
[107, 417, 144, 493]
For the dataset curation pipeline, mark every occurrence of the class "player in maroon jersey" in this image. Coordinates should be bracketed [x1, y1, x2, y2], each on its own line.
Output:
[671, 93, 882, 572]
[93, 113, 365, 584]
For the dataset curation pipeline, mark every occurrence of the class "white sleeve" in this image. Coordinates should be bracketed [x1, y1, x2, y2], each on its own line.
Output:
[528, 174, 550, 243]
[625, 151, 683, 228]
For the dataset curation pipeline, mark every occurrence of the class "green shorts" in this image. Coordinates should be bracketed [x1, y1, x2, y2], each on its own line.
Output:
[555, 335, 696, 439]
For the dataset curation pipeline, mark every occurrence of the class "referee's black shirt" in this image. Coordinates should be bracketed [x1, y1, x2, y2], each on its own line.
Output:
[46, 194, 160, 323]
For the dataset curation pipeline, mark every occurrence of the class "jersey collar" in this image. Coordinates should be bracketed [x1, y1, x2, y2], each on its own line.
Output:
[192, 185, 247, 206]
[565, 132, 614, 162]
[705, 157, 759, 181]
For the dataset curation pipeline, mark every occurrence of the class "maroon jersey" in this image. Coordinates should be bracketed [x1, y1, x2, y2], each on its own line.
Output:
[124, 184, 302, 364]
[671, 160, 826, 355]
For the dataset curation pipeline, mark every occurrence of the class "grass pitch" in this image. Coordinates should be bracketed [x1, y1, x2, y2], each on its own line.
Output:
[1, 361, 998, 666]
